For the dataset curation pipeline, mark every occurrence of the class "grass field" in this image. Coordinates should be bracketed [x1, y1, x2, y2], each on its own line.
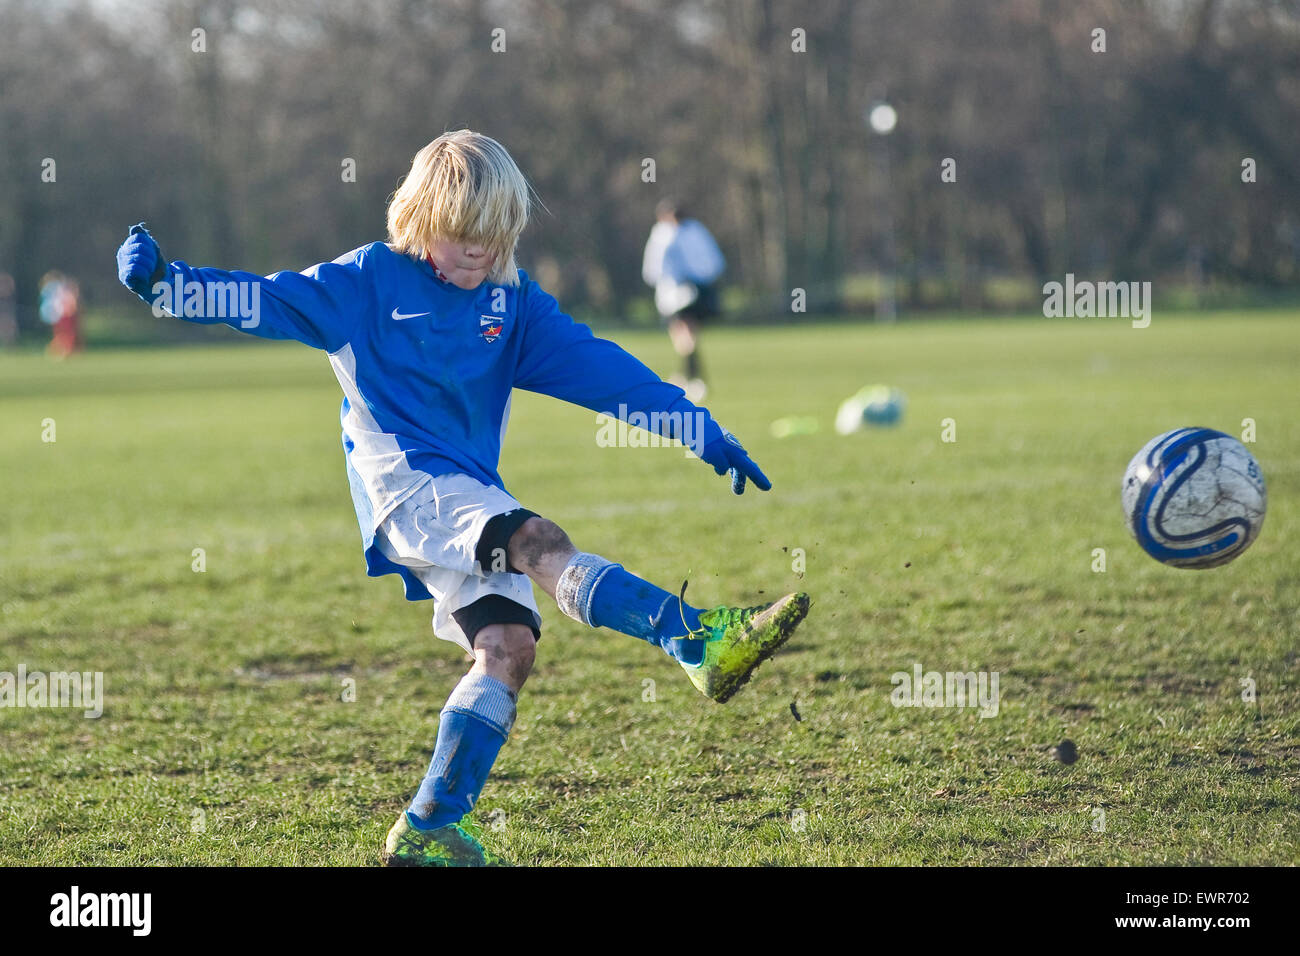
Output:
[1, 310, 1297, 865]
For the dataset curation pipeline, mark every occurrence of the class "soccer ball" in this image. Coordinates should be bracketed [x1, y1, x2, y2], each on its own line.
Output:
[835, 385, 906, 434]
[1121, 428, 1266, 568]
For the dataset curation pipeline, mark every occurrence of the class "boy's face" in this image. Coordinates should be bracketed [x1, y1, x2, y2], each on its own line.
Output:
[427, 237, 496, 290]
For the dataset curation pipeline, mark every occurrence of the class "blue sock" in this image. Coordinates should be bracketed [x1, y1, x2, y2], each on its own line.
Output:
[555, 554, 706, 666]
[407, 672, 516, 831]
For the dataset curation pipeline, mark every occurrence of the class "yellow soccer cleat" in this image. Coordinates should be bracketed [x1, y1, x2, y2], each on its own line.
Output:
[381, 811, 509, 867]
[681, 592, 811, 703]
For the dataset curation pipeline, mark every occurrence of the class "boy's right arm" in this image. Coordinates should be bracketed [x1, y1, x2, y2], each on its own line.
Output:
[116, 223, 368, 352]
[514, 279, 771, 495]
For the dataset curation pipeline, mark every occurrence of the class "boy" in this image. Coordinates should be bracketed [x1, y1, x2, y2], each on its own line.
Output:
[116, 130, 810, 866]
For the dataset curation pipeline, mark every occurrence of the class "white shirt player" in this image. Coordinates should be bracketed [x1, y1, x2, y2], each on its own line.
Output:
[642, 219, 725, 318]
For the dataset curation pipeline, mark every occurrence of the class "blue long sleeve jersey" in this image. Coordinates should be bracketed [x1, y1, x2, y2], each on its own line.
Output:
[158, 241, 722, 599]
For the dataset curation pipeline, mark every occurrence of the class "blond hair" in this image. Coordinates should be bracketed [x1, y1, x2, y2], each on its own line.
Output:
[386, 130, 532, 286]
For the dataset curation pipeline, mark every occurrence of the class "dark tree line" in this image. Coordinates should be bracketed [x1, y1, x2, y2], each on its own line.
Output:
[1, 0, 1297, 338]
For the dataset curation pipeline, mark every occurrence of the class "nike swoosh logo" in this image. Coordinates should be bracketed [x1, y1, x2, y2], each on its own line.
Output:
[391, 308, 430, 321]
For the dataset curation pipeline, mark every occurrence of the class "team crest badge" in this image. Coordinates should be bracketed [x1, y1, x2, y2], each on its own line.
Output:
[479, 314, 504, 343]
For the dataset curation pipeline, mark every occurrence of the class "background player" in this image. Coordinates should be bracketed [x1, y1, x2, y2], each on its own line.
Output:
[641, 198, 725, 402]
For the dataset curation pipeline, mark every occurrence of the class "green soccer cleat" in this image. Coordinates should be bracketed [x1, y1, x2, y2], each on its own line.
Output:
[381, 812, 509, 867]
[682, 592, 811, 703]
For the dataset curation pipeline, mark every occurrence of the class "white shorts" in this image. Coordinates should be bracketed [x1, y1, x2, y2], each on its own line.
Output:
[374, 473, 541, 656]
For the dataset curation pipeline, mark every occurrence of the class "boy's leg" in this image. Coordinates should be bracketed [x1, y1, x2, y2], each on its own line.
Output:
[469, 621, 536, 692]
[501, 515, 707, 666]
[501, 516, 811, 702]
[404, 622, 533, 827]
[668, 315, 701, 382]
[385, 620, 535, 867]
[376, 478, 543, 866]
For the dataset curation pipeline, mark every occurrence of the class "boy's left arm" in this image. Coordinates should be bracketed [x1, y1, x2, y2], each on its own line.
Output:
[512, 282, 769, 494]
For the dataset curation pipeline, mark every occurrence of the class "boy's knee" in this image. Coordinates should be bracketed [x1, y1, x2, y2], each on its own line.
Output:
[507, 517, 573, 574]
[473, 623, 536, 690]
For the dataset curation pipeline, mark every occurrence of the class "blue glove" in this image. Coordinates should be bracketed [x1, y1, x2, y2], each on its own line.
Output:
[116, 223, 168, 299]
[699, 427, 772, 495]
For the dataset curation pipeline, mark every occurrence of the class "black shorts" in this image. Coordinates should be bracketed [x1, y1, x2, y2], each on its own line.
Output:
[452, 594, 540, 647]
[453, 508, 542, 646]
[674, 282, 721, 322]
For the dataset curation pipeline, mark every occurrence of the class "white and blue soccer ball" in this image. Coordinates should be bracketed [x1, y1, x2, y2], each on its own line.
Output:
[835, 385, 906, 434]
[1121, 428, 1266, 569]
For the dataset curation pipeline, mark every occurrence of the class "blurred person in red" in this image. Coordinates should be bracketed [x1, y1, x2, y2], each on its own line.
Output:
[40, 271, 82, 358]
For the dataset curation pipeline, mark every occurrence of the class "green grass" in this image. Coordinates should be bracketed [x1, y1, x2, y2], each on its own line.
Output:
[1, 309, 1298, 865]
